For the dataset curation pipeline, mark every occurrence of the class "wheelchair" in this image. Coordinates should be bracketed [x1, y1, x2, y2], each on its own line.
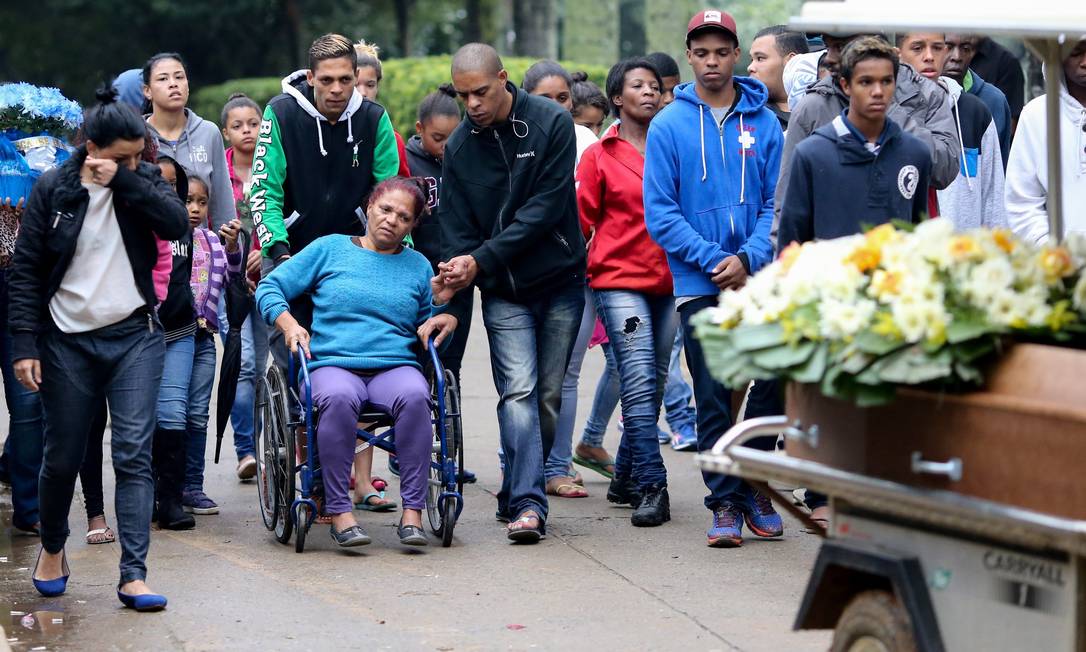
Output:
[254, 339, 465, 552]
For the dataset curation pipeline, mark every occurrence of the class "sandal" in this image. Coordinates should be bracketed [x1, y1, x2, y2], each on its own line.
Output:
[572, 454, 616, 479]
[354, 491, 397, 512]
[546, 477, 588, 498]
[371, 476, 388, 492]
[507, 510, 544, 543]
[85, 526, 115, 545]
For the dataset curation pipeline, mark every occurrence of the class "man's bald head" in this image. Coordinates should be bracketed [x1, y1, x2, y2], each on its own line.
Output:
[452, 43, 504, 77]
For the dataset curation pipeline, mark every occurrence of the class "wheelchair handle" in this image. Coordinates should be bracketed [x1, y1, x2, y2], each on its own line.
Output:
[427, 336, 447, 401]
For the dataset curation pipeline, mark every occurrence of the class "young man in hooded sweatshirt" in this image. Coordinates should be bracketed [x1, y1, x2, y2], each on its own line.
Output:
[943, 34, 1014, 168]
[643, 9, 785, 548]
[897, 32, 1006, 230]
[779, 37, 932, 245]
[250, 34, 400, 367]
[773, 33, 960, 245]
[1006, 38, 1086, 244]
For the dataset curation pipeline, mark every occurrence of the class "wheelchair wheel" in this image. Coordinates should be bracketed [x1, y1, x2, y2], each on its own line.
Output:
[254, 374, 278, 532]
[264, 366, 295, 545]
[427, 370, 464, 540]
[294, 502, 310, 553]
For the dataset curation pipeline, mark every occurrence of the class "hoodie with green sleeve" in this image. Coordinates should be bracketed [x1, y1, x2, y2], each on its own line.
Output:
[147, 108, 235, 229]
[250, 70, 400, 262]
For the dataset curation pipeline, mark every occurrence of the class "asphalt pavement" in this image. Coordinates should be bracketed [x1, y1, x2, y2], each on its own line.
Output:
[0, 297, 831, 651]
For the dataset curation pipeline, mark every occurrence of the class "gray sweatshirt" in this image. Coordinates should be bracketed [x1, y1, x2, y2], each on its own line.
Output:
[936, 77, 1007, 230]
[772, 63, 960, 248]
[147, 108, 235, 229]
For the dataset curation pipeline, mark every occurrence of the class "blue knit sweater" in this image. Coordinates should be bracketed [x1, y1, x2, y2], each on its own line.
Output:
[256, 235, 440, 372]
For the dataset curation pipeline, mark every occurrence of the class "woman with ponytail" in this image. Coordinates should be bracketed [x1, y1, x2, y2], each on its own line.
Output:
[9, 87, 188, 610]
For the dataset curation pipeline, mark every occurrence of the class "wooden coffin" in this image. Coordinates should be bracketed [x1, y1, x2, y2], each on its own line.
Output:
[785, 344, 1086, 520]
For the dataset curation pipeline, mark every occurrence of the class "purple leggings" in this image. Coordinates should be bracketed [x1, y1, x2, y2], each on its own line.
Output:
[310, 365, 432, 514]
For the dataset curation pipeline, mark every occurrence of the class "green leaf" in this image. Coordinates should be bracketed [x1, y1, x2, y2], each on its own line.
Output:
[750, 341, 816, 369]
[792, 341, 830, 384]
[877, 346, 952, 384]
[854, 329, 902, 356]
[729, 323, 787, 352]
[854, 383, 897, 406]
[946, 313, 992, 344]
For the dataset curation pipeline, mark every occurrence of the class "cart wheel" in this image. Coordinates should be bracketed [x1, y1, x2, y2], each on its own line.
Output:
[294, 503, 309, 554]
[441, 499, 457, 548]
[265, 366, 295, 545]
[832, 590, 917, 652]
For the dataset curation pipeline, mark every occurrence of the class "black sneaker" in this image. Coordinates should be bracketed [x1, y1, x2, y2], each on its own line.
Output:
[631, 486, 671, 527]
[606, 475, 642, 507]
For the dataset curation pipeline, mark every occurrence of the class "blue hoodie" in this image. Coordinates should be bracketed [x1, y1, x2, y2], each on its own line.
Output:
[643, 78, 783, 298]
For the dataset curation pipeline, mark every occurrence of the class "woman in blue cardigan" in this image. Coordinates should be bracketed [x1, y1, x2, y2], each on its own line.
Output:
[256, 177, 458, 548]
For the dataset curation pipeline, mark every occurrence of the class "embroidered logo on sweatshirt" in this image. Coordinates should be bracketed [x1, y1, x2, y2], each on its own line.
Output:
[898, 165, 920, 200]
[191, 144, 209, 164]
[516, 151, 536, 159]
[737, 125, 756, 157]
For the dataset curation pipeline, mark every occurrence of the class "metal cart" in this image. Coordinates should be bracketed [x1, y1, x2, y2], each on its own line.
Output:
[697, 416, 1086, 651]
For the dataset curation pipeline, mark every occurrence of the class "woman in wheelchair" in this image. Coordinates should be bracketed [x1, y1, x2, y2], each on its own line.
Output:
[256, 177, 458, 548]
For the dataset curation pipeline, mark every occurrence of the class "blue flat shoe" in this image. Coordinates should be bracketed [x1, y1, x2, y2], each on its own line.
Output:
[117, 589, 168, 612]
[32, 548, 69, 597]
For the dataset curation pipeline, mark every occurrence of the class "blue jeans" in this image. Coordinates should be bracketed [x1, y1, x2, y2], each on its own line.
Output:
[579, 342, 619, 448]
[662, 327, 696, 433]
[219, 299, 268, 461]
[548, 284, 596, 480]
[481, 280, 584, 523]
[182, 331, 218, 491]
[678, 296, 776, 510]
[0, 270, 45, 529]
[38, 312, 164, 584]
[595, 290, 675, 490]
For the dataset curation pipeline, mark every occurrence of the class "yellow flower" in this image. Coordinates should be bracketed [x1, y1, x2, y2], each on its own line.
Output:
[846, 242, 881, 273]
[1045, 300, 1077, 331]
[870, 311, 902, 340]
[1039, 247, 1074, 284]
[948, 235, 982, 261]
[870, 269, 902, 298]
[779, 241, 802, 272]
[865, 223, 899, 249]
[991, 228, 1016, 254]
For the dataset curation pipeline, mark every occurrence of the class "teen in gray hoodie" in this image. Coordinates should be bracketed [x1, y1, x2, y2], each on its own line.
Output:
[143, 53, 234, 229]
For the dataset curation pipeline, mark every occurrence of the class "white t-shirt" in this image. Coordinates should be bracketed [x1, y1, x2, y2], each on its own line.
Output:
[49, 182, 146, 333]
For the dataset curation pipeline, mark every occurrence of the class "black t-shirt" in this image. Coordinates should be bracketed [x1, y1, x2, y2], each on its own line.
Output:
[971, 38, 1026, 118]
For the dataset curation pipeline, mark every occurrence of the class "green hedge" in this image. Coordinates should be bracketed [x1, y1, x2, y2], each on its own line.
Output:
[191, 56, 610, 139]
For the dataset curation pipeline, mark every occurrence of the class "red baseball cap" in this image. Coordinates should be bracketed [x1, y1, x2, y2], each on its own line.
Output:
[686, 9, 739, 45]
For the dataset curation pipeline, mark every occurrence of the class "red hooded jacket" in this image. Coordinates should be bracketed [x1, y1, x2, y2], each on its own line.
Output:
[577, 124, 672, 295]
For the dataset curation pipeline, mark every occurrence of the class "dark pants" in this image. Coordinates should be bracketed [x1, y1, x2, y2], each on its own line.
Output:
[481, 279, 584, 523]
[38, 313, 164, 584]
[0, 270, 45, 530]
[78, 401, 109, 520]
[678, 296, 777, 510]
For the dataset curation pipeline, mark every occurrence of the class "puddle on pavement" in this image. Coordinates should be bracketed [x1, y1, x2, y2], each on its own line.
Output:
[1, 492, 78, 651]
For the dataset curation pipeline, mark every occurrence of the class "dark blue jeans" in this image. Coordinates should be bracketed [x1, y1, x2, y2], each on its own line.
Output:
[595, 290, 675, 491]
[38, 312, 164, 584]
[0, 269, 45, 530]
[678, 296, 777, 510]
[481, 279, 584, 524]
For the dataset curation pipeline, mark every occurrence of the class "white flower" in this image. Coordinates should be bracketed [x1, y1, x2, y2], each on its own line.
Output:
[820, 297, 877, 339]
[1073, 275, 1086, 313]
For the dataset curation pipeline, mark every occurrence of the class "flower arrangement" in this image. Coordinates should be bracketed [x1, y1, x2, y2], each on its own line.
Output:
[0, 83, 83, 138]
[693, 220, 1086, 406]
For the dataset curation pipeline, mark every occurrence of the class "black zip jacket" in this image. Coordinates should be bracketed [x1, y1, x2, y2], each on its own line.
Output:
[405, 134, 443, 273]
[158, 230, 195, 339]
[8, 147, 189, 361]
[439, 82, 586, 303]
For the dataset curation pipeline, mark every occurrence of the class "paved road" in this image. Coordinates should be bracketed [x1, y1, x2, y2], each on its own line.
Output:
[0, 299, 831, 651]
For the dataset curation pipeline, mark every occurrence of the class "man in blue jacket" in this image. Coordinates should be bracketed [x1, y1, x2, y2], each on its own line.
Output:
[644, 8, 784, 548]
[943, 33, 1014, 168]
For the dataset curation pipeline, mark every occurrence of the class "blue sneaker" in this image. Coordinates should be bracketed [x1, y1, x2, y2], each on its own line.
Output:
[707, 504, 743, 547]
[741, 489, 784, 538]
[182, 490, 219, 515]
[670, 424, 697, 452]
[656, 426, 671, 444]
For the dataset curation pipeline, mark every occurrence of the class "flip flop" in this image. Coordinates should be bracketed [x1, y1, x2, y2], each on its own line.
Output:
[507, 511, 544, 543]
[85, 527, 115, 544]
[371, 476, 388, 492]
[546, 480, 589, 498]
[354, 492, 397, 512]
[572, 454, 615, 479]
